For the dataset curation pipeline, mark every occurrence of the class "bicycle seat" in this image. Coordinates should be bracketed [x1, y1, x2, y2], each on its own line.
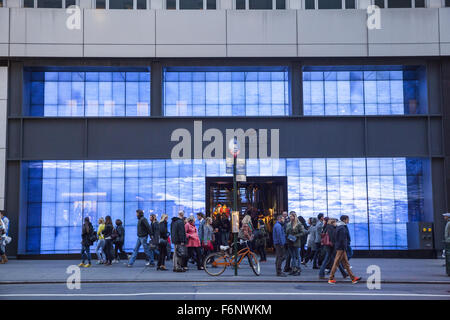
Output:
[220, 245, 230, 251]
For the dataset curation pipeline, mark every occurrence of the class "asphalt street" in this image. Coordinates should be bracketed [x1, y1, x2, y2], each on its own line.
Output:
[0, 281, 449, 300]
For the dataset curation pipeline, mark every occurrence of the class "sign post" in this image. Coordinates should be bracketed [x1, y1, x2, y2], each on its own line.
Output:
[228, 138, 240, 276]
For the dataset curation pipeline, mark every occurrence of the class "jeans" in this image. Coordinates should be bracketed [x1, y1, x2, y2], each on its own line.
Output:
[158, 241, 168, 267]
[319, 246, 348, 278]
[330, 250, 355, 281]
[114, 242, 128, 260]
[221, 231, 230, 246]
[128, 236, 153, 265]
[347, 246, 353, 260]
[288, 246, 300, 269]
[274, 244, 285, 274]
[96, 239, 105, 262]
[104, 239, 114, 263]
[312, 243, 322, 267]
[81, 244, 91, 264]
[283, 244, 291, 270]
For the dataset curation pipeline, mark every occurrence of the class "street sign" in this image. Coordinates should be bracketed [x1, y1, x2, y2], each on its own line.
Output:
[232, 210, 240, 233]
[236, 175, 246, 182]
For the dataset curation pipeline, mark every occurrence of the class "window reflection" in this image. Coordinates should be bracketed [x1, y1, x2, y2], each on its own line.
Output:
[25, 157, 425, 253]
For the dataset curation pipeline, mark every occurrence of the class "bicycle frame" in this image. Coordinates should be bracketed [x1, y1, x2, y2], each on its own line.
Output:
[212, 245, 254, 268]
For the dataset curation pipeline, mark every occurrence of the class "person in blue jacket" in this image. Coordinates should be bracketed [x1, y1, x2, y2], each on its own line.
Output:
[273, 214, 287, 277]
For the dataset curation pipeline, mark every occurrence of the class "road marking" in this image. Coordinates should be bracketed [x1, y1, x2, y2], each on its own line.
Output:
[0, 292, 449, 298]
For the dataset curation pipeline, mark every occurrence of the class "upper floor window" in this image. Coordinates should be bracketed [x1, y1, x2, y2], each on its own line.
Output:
[302, 66, 425, 116]
[23, 0, 77, 8]
[95, 0, 147, 9]
[305, 0, 356, 9]
[374, 0, 425, 7]
[26, 68, 151, 117]
[163, 66, 290, 117]
[166, 0, 217, 9]
[236, 0, 286, 9]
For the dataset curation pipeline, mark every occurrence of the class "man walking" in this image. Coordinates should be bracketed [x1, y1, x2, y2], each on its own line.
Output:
[197, 213, 206, 259]
[127, 209, 154, 267]
[281, 211, 291, 273]
[273, 214, 287, 277]
[312, 213, 324, 269]
[328, 215, 361, 284]
[171, 211, 187, 272]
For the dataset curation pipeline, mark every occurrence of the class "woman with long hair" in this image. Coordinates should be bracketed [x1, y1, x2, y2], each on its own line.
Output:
[102, 215, 114, 266]
[202, 217, 214, 259]
[157, 214, 169, 271]
[96, 217, 106, 264]
[285, 212, 306, 276]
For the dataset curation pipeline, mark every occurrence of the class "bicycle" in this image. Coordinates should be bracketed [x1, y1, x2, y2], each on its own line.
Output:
[203, 239, 260, 276]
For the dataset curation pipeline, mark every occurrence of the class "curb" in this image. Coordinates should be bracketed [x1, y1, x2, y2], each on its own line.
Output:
[1, 279, 450, 285]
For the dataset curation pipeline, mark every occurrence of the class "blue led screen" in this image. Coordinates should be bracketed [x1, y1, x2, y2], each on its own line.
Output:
[303, 69, 422, 115]
[29, 71, 151, 116]
[163, 67, 290, 116]
[24, 158, 425, 254]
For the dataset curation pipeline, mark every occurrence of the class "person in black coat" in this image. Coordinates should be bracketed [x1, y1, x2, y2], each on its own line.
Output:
[171, 211, 187, 272]
[157, 214, 169, 271]
[127, 209, 154, 267]
[79, 217, 94, 267]
[102, 215, 114, 266]
[113, 219, 128, 263]
[328, 215, 361, 284]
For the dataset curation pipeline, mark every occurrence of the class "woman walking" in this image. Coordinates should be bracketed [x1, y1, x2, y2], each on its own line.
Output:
[102, 216, 114, 266]
[157, 214, 169, 271]
[113, 219, 128, 263]
[79, 217, 94, 268]
[185, 216, 204, 270]
[302, 217, 317, 266]
[286, 212, 306, 276]
[96, 218, 106, 264]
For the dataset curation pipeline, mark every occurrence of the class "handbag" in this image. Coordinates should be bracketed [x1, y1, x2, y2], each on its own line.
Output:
[203, 240, 213, 251]
[287, 234, 297, 243]
[321, 232, 332, 247]
[176, 245, 188, 258]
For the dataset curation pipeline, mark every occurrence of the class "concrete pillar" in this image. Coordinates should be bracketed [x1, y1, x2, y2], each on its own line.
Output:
[358, 0, 371, 9]
[6, 0, 21, 8]
[79, 0, 93, 9]
[219, 0, 233, 9]
[0, 67, 7, 210]
[151, 0, 163, 9]
[428, 0, 442, 8]
[288, 0, 302, 9]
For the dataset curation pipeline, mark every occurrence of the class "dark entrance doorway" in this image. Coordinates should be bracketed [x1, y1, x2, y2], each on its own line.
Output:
[206, 176, 288, 219]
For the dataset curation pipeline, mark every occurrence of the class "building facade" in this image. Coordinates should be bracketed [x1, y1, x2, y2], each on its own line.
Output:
[0, 0, 449, 257]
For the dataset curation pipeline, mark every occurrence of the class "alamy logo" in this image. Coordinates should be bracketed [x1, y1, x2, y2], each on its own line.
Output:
[66, 6, 81, 30]
[366, 265, 381, 290]
[367, 5, 381, 30]
[170, 121, 279, 162]
[66, 265, 81, 290]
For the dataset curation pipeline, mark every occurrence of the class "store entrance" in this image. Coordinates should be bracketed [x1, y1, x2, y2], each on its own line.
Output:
[206, 176, 288, 228]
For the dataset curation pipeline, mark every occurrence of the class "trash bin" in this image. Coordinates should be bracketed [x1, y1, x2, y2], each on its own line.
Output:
[446, 242, 450, 277]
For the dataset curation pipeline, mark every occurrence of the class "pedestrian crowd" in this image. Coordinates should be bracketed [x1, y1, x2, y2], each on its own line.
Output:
[273, 211, 362, 284]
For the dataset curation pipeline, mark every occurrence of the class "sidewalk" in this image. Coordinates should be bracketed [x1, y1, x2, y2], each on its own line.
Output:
[0, 257, 448, 284]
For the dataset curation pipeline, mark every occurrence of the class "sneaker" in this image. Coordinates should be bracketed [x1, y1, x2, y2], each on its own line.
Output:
[96, 261, 103, 265]
[328, 279, 336, 284]
[277, 272, 288, 277]
[84, 263, 91, 268]
[78, 263, 85, 267]
[126, 264, 133, 267]
[145, 262, 150, 266]
[352, 276, 362, 284]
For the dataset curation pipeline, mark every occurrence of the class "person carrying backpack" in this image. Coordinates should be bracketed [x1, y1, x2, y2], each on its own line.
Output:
[113, 219, 128, 263]
[79, 217, 94, 268]
[254, 219, 268, 262]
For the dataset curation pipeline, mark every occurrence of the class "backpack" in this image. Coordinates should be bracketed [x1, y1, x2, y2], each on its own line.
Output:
[89, 228, 98, 245]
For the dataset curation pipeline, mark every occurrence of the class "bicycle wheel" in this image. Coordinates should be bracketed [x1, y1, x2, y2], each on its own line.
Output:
[203, 252, 228, 276]
[247, 252, 261, 276]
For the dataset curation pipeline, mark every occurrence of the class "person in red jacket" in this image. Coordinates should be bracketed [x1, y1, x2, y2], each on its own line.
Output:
[185, 216, 204, 271]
